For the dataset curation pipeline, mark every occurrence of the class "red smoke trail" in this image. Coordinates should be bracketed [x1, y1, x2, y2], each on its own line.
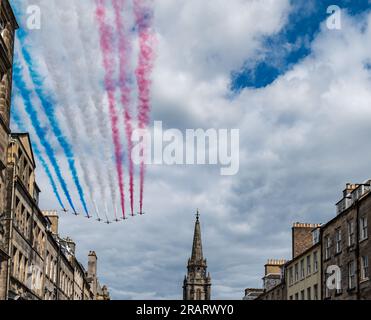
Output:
[134, 0, 156, 214]
[96, 0, 126, 219]
[112, 0, 135, 216]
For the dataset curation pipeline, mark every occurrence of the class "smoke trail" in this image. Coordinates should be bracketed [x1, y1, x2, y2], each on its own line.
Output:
[42, 0, 108, 220]
[133, 0, 156, 213]
[112, 0, 135, 215]
[40, 48, 95, 219]
[16, 30, 89, 216]
[96, 0, 126, 219]
[73, 0, 118, 216]
[11, 105, 65, 210]
[13, 54, 77, 213]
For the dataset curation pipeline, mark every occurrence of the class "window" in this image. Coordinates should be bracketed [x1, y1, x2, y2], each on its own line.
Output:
[313, 251, 318, 272]
[289, 295, 293, 300]
[348, 261, 356, 289]
[325, 236, 331, 259]
[300, 290, 305, 300]
[360, 216, 368, 241]
[295, 293, 299, 300]
[348, 220, 355, 246]
[335, 228, 342, 253]
[313, 284, 318, 300]
[361, 256, 369, 281]
[45, 252, 50, 277]
[294, 263, 299, 282]
[12, 247, 18, 277]
[307, 287, 311, 300]
[312, 228, 320, 244]
[289, 267, 293, 285]
[307, 255, 311, 275]
[300, 259, 305, 279]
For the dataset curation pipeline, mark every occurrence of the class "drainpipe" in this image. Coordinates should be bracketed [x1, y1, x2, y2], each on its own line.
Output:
[355, 200, 361, 300]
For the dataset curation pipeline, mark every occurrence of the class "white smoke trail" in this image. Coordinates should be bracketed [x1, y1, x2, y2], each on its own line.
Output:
[35, 1, 101, 218]
[71, 0, 120, 215]
[48, 0, 120, 220]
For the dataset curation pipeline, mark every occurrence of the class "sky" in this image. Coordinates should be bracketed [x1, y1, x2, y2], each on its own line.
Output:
[8, 0, 371, 299]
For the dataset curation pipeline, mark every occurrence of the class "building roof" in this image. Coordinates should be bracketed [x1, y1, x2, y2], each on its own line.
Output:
[323, 185, 371, 230]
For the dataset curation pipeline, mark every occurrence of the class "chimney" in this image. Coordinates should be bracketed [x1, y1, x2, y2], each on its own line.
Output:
[343, 183, 359, 197]
[292, 222, 321, 258]
[264, 259, 286, 276]
[42, 210, 59, 234]
[88, 251, 98, 298]
[88, 251, 97, 278]
[263, 259, 286, 291]
[64, 237, 76, 256]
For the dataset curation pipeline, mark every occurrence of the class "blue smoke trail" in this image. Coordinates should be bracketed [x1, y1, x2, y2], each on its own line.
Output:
[16, 29, 89, 216]
[11, 105, 65, 210]
[12, 54, 78, 213]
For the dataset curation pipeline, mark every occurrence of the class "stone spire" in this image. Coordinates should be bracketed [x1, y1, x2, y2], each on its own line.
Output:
[183, 210, 211, 300]
[191, 209, 203, 262]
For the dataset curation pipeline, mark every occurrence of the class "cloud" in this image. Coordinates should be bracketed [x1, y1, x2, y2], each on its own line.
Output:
[11, 0, 371, 300]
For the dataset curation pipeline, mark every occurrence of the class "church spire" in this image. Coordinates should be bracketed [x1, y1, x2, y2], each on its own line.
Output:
[191, 209, 203, 262]
[183, 210, 211, 300]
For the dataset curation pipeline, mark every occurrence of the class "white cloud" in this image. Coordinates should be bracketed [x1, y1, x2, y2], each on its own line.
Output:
[12, 0, 371, 300]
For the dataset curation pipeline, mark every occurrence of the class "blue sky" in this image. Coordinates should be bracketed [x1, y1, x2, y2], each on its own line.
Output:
[10, 0, 371, 300]
[232, 0, 371, 90]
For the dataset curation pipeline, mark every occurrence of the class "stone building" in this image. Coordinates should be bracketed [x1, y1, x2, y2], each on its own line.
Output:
[4, 133, 46, 300]
[43, 225, 60, 300]
[0, 113, 109, 301]
[0, 0, 18, 301]
[256, 259, 286, 300]
[322, 182, 371, 300]
[255, 223, 321, 300]
[286, 225, 321, 300]
[183, 212, 211, 300]
[0, 133, 109, 301]
[249, 179, 371, 301]
[263, 259, 286, 291]
[42, 211, 109, 301]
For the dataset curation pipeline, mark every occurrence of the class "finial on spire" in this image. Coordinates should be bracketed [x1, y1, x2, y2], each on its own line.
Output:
[196, 209, 200, 221]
